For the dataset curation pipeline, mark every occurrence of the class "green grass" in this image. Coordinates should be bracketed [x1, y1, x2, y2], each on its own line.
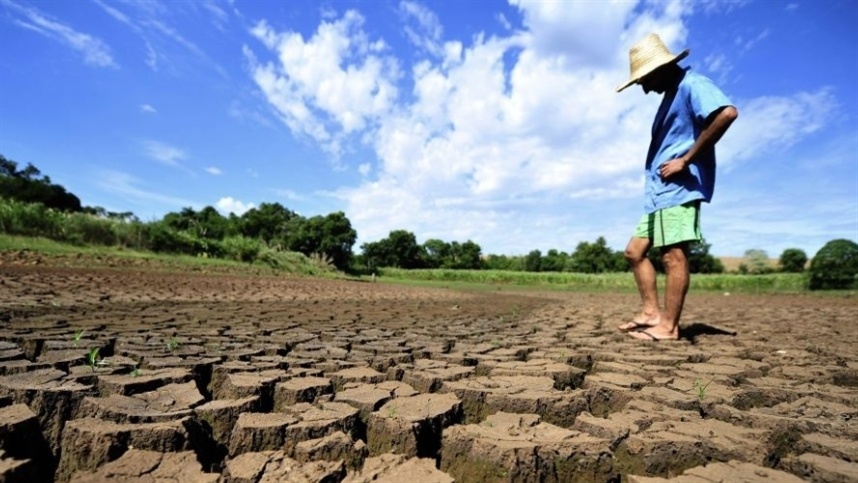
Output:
[376, 267, 812, 293]
[0, 234, 338, 277]
[3, 233, 850, 296]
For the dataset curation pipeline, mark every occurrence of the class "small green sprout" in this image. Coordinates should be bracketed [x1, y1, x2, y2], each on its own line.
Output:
[130, 366, 142, 377]
[86, 347, 108, 373]
[73, 329, 85, 346]
[692, 378, 713, 402]
[166, 337, 181, 352]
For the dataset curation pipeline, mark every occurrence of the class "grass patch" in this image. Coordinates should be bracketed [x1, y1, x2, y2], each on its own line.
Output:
[4, 234, 851, 296]
[375, 267, 813, 294]
[0, 234, 339, 277]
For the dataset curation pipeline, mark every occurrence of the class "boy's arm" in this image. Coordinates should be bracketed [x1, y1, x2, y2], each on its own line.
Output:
[659, 105, 738, 179]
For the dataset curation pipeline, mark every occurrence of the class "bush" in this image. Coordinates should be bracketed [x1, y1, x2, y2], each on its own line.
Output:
[779, 248, 808, 273]
[742, 249, 773, 274]
[61, 213, 117, 246]
[220, 235, 262, 263]
[143, 223, 221, 257]
[0, 197, 64, 238]
[112, 221, 148, 250]
[809, 239, 858, 290]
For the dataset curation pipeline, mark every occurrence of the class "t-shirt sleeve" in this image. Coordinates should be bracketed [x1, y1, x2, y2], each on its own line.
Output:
[687, 75, 733, 126]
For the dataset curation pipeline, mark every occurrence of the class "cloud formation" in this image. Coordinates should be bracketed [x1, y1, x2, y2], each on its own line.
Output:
[3, 0, 117, 68]
[216, 196, 254, 215]
[243, 0, 838, 253]
[246, 11, 400, 156]
[144, 140, 187, 167]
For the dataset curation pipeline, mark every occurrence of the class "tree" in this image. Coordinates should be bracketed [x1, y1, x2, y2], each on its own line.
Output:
[778, 248, 808, 273]
[286, 212, 356, 270]
[422, 238, 450, 269]
[809, 239, 858, 290]
[568, 237, 622, 273]
[360, 230, 424, 269]
[239, 202, 297, 244]
[647, 239, 721, 274]
[448, 240, 483, 269]
[541, 249, 568, 272]
[740, 249, 771, 274]
[197, 206, 232, 239]
[524, 249, 542, 272]
[484, 254, 523, 271]
[688, 239, 724, 274]
[162, 206, 231, 240]
[0, 154, 82, 212]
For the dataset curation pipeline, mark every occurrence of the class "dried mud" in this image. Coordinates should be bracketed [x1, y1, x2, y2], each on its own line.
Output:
[1, 255, 856, 482]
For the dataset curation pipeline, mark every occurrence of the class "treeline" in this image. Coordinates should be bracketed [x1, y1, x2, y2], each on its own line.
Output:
[2, 154, 856, 288]
[1, 155, 355, 270]
[357, 230, 723, 275]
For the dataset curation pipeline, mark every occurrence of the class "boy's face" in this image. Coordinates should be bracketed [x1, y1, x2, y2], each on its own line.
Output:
[638, 65, 671, 94]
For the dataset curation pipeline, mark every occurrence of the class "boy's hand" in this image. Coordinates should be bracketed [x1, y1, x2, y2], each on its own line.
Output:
[659, 157, 688, 179]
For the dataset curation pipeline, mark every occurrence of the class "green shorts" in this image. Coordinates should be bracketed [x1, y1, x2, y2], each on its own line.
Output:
[633, 201, 702, 248]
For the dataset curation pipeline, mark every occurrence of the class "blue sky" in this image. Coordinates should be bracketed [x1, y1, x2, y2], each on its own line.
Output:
[1, 0, 856, 258]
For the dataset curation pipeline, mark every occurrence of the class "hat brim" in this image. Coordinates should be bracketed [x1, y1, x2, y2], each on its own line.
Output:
[616, 49, 690, 93]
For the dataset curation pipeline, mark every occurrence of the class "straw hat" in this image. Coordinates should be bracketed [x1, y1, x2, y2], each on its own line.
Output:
[616, 33, 689, 92]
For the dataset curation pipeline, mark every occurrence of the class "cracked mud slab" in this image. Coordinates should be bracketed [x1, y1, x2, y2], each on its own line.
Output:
[1, 258, 857, 482]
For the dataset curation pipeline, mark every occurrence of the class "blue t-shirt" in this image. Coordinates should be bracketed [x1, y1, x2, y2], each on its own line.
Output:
[644, 68, 733, 213]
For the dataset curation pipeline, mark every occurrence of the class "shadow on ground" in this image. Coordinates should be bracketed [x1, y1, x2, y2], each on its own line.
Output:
[681, 322, 738, 343]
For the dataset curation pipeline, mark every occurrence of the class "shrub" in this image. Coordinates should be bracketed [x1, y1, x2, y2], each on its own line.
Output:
[779, 248, 808, 273]
[112, 221, 148, 250]
[809, 239, 858, 290]
[0, 197, 64, 237]
[220, 235, 262, 263]
[61, 213, 117, 246]
[142, 222, 219, 256]
[742, 249, 772, 274]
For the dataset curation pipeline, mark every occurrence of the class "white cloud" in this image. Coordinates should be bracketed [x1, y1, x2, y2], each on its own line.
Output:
[144, 140, 187, 167]
[95, 170, 197, 209]
[144, 40, 159, 71]
[275, 189, 306, 202]
[735, 28, 769, 53]
[140, 104, 157, 113]
[92, 0, 226, 75]
[204, 167, 222, 175]
[399, 1, 443, 56]
[719, 88, 838, 170]
[250, 1, 841, 254]
[4, 0, 117, 68]
[92, 0, 131, 25]
[202, 0, 229, 31]
[216, 196, 255, 215]
[228, 100, 273, 127]
[703, 52, 733, 84]
[246, 11, 401, 155]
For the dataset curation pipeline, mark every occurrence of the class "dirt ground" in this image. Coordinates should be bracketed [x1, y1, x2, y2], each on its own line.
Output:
[1, 253, 856, 482]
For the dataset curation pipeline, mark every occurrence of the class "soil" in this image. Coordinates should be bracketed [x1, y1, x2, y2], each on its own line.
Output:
[1, 251, 856, 482]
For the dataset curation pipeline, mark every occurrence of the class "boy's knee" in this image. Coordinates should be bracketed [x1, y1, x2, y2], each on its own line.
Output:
[661, 246, 688, 268]
[625, 239, 650, 263]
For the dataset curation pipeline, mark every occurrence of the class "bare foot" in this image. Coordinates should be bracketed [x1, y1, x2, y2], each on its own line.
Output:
[627, 326, 680, 341]
[618, 314, 659, 332]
